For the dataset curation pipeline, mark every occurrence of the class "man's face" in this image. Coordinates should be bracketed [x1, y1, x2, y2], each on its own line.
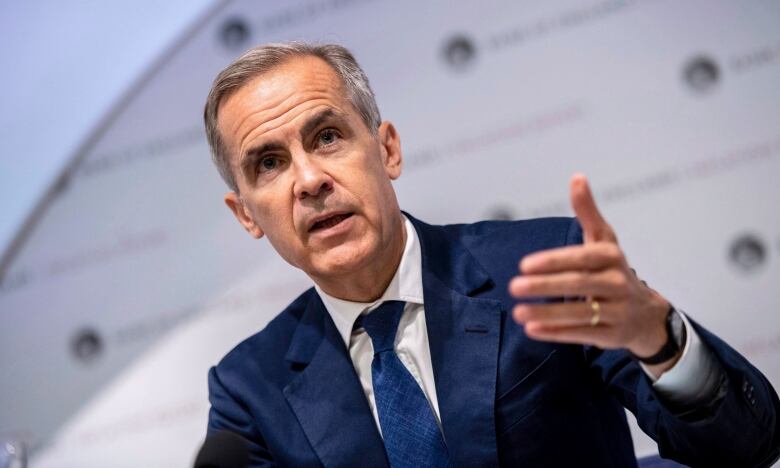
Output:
[217, 55, 403, 285]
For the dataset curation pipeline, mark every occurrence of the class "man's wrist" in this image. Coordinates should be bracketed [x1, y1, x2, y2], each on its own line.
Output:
[631, 306, 686, 366]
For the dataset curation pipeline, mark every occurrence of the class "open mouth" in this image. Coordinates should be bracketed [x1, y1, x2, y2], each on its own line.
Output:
[309, 213, 353, 232]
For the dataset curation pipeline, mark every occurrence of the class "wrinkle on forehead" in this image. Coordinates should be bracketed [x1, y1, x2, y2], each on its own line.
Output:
[237, 92, 339, 149]
[217, 56, 351, 165]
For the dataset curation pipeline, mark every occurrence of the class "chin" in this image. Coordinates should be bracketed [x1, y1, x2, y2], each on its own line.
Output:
[311, 241, 377, 276]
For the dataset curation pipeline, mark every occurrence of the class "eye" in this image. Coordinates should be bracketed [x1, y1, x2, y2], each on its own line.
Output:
[317, 128, 340, 147]
[258, 155, 280, 173]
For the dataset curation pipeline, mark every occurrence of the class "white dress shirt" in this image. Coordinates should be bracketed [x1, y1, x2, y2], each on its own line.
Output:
[315, 216, 717, 433]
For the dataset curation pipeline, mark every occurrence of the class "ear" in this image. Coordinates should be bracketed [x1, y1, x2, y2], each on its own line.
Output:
[378, 121, 402, 180]
[224, 192, 265, 239]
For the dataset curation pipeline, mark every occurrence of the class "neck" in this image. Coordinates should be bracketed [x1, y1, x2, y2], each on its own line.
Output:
[312, 214, 407, 303]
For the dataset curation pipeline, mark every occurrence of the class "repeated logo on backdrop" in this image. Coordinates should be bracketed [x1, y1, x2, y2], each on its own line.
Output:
[71, 328, 104, 364]
[729, 234, 768, 274]
[683, 55, 721, 94]
[219, 17, 251, 51]
[442, 35, 478, 70]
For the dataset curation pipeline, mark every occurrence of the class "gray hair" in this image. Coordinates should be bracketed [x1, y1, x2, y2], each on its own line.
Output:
[204, 42, 382, 192]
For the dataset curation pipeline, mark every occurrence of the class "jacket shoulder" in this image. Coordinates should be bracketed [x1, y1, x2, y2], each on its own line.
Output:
[436, 217, 583, 290]
[213, 287, 316, 378]
[448, 217, 583, 251]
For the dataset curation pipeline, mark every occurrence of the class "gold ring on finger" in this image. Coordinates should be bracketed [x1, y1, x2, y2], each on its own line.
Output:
[589, 300, 601, 326]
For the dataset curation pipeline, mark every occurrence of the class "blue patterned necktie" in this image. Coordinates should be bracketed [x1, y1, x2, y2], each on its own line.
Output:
[355, 300, 453, 468]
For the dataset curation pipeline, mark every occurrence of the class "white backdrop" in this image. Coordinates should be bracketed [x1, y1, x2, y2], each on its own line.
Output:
[1, 0, 779, 466]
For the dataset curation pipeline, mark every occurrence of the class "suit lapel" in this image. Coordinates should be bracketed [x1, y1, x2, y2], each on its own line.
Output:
[409, 215, 502, 467]
[283, 295, 389, 468]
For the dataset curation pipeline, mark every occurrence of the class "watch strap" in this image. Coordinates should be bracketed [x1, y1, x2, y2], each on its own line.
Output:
[630, 306, 684, 365]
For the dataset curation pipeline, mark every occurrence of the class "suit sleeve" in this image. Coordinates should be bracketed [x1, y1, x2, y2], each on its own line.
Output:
[208, 366, 277, 467]
[566, 218, 780, 467]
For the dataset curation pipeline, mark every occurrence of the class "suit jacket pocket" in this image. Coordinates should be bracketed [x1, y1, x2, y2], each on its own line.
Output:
[496, 349, 557, 436]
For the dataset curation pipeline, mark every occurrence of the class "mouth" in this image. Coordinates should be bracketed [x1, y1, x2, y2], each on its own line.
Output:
[308, 212, 354, 233]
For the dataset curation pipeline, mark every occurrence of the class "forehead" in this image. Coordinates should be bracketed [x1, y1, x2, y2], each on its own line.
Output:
[237, 55, 345, 103]
[217, 55, 351, 139]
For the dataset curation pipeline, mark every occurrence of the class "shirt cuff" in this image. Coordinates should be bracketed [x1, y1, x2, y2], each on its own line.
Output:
[639, 310, 721, 404]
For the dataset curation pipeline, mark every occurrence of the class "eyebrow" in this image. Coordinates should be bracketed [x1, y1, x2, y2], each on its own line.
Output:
[239, 141, 285, 179]
[299, 108, 345, 141]
[239, 108, 348, 179]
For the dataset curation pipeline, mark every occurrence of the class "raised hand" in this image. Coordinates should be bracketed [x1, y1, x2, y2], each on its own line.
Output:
[509, 174, 677, 373]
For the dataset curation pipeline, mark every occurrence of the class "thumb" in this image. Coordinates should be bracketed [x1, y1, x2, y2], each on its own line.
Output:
[570, 174, 615, 243]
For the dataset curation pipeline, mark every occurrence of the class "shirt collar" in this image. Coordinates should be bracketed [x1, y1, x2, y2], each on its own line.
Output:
[315, 215, 424, 348]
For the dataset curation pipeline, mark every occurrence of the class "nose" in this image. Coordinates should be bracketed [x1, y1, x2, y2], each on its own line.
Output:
[292, 156, 333, 199]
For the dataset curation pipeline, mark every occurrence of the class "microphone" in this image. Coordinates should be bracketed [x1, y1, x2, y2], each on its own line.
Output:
[194, 431, 249, 468]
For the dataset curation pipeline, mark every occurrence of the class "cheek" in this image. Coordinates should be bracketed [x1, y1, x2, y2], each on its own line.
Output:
[348, 162, 390, 203]
[250, 192, 296, 234]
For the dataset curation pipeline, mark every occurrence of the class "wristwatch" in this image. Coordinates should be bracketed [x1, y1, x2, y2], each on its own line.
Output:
[631, 306, 686, 365]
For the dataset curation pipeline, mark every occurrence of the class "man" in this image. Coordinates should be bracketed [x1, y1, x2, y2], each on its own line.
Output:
[203, 43, 780, 467]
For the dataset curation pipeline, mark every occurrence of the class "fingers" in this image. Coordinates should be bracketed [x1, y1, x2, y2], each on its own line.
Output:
[513, 301, 616, 327]
[520, 243, 624, 274]
[523, 322, 615, 348]
[569, 174, 616, 243]
[508, 269, 628, 298]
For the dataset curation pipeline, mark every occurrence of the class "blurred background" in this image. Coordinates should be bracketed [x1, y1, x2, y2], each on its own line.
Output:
[1, 0, 779, 466]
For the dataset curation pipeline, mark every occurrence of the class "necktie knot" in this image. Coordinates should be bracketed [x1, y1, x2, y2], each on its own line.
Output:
[356, 300, 406, 353]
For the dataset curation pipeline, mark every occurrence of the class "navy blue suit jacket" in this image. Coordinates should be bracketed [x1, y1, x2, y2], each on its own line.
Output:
[208, 215, 780, 467]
